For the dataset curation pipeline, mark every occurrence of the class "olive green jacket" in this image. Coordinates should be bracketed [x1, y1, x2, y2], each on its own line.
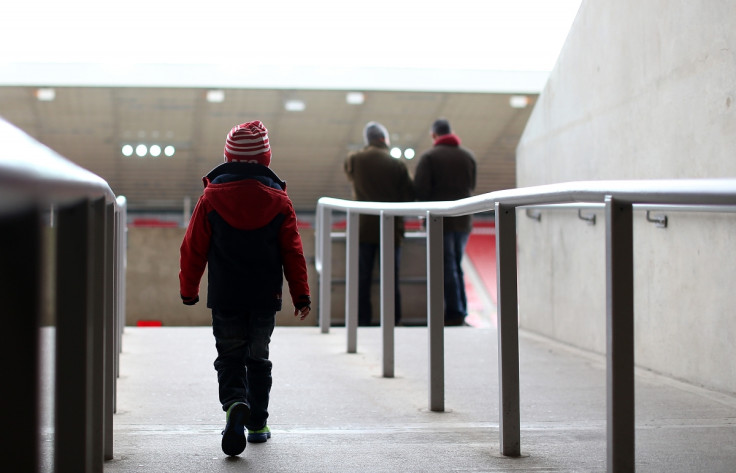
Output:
[344, 144, 415, 245]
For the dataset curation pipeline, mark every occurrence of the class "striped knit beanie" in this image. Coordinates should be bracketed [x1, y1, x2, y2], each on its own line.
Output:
[223, 120, 272, 166]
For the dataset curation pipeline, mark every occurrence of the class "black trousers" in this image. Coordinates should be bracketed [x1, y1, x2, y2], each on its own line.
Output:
[212, 308, 275, 430]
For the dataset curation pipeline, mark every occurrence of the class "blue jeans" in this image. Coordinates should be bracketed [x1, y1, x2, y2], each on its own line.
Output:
[359, 243, 402, 326]
[212, 308, 275, 430]
[443, 232, 470, 322]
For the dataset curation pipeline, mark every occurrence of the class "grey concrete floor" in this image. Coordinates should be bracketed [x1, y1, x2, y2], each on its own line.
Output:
[101, 326, 736, 472]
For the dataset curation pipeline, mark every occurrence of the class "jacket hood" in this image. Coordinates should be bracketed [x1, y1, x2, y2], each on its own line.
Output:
[202, 162, 291, 230]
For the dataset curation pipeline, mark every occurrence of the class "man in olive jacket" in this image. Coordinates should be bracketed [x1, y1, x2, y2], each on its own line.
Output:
[414, 118, 477, 326]
[344, 121, 415, 326]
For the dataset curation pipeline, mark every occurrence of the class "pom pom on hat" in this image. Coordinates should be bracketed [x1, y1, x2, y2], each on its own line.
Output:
[224, 120, 272, 166]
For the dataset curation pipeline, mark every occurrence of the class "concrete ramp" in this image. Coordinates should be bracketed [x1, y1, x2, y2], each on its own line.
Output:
[101, 326, 736, 472]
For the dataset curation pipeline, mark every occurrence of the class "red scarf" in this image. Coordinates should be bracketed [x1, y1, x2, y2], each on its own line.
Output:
[434, 133, 461, 147]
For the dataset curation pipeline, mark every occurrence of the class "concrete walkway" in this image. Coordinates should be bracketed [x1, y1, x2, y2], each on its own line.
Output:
[104, 326, 736, 472]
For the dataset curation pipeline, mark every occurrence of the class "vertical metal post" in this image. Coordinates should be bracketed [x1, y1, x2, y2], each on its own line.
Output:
[89, 198, 106, 473]
[345, 210, 359, 353]
[318, 206, 332, 333]
[104, 202, 115, 460]
[495, 202, 521, 456]
[113, 204, 121, 405]
[116, 196, 127, 366]
[182, 195, 192, 226]
[56, 199, 93, 473]
[426, 212, 444, 412]
[380, 211, 395, 378]
[0, 207, 41, 473]
[605, 196, 635, 473]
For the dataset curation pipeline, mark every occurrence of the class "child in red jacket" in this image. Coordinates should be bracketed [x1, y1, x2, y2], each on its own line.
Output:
[179, 120, 311, 456]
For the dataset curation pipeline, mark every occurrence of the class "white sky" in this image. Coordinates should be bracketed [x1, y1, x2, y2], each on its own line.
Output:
[0, 0, 582, 90]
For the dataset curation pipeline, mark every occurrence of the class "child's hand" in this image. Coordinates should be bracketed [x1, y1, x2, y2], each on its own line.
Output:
[181, 294, 199, 306]
[294, 306, 311, 320]
[294, 295, 311, 320]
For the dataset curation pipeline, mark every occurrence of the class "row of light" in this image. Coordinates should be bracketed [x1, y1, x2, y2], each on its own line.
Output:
[207, 90, 366, 111]
[282, 92, 364, 111]
[123, 142, 410, 160]
[121, 144, 176, 158]
[39, 88, 527, 110]
[209, 90, 529, 110]
[391, 147, 415, 160]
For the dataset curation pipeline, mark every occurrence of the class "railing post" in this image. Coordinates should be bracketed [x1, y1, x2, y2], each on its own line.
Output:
[380, 211, 395, 378]
[104, 202, 115, 460]
[114, 199, 126, 446]
[318, 206, 333, 333]
[605, 196, 635, 473]
[426, 212, 445, 412]
[89, 198, 106, 473]
[0, 206, 41, 473]
[345, 210, 359, 353]
[495, 202, 521, 456]
[115, 196, 127, 386]
[56, 198, 94, 473]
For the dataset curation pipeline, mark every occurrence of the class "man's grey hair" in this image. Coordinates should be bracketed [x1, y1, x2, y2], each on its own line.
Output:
[363, 121, 390, 146]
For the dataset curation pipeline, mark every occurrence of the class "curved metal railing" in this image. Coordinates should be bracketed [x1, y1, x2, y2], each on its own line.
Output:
[315, 177, 736, 473]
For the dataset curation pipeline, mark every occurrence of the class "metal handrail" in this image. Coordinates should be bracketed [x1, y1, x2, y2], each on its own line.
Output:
[521, 202, 736, 213]
[0, 117, 125, 472]
[0, 119, 115, 208]
[315, 177, 736, 473]
[520, 202, 736, 229]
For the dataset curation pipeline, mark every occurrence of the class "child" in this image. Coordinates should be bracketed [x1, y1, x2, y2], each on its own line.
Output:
[179, 120, 311, 456]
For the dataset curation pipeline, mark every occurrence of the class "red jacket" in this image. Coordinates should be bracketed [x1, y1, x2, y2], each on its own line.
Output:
[179, 163, 309, 311]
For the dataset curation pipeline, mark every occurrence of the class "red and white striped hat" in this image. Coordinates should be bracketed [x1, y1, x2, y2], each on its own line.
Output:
[223, 120, 272, 166]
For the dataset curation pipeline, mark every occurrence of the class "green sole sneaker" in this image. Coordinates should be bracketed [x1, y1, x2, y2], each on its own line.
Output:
[247, 425, 271, 443]
[222, 403, 250, 456]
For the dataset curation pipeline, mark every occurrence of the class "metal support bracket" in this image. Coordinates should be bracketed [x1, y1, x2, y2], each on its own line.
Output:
[645, 210, 668, 228]
[525, 209, 541, 222]
[578, 209, 597, 225]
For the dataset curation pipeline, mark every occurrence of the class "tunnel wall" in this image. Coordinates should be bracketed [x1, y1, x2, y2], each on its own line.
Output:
[515, 0, 736, 393]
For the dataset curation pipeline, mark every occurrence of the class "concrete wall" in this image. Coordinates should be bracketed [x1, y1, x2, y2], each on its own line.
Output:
[516, 0, 736, 393]
[125, 226, 431, 327]
[326, 234, 431, 326]
[126, 226, 321, 327]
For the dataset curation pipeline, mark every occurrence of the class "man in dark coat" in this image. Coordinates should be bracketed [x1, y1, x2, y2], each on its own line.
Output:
[344, 121, 415, 326]
[414, 118, 477, 326]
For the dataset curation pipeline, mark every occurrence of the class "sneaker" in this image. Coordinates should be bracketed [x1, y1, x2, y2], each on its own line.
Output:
[221, 402, 250, 456]
[247, 425, 271, 443]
